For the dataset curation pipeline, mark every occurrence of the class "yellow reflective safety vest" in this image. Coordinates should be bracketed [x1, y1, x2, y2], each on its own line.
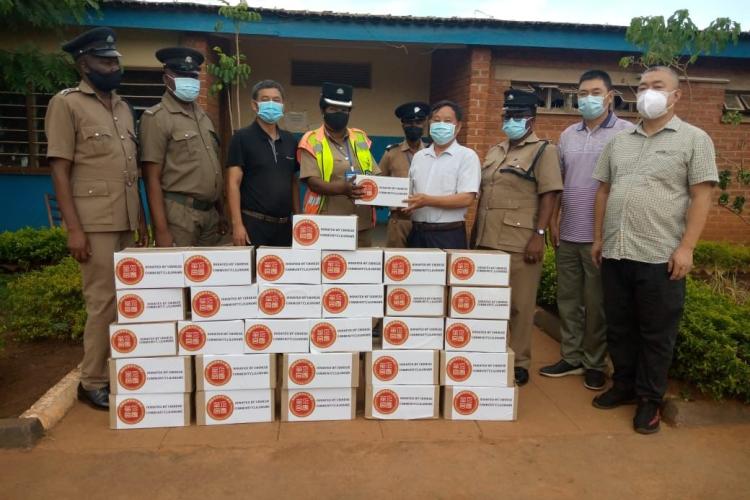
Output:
[298, 125, 374, 214]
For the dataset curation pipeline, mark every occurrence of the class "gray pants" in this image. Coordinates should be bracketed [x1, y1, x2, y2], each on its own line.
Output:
[556, 240, 607, 371]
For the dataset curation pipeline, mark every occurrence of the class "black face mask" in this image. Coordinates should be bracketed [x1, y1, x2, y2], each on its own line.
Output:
[87, 69, 123, 92]
[324, 111, 350, 132]
[403, 125, 423, 142]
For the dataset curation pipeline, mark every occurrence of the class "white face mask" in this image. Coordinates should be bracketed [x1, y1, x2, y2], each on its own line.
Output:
[637, 89, 675, 120]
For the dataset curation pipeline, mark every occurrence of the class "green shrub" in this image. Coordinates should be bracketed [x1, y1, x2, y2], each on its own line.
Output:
[693, 241, 750, 272]
[536, 245, 557, 308]
[0, 227, 68, 271]
[0, 257, 86, 341]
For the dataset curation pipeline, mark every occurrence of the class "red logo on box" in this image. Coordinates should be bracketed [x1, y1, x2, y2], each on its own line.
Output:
[446, 356, 473, 382]
[453, 390, 480, 416]
[207, 394, 234, 420]
[111, 329, 138, 353]
[257, 255, 285, 282]
[387, 288, 412, 312]
[385, 255, 411, 281]
[373, 388, 399, 415]
[321, 253, 347, 281]
[445, 322, 472, 349]
[452, 291, 476, 315]
[118, 294, 144, 319]
[245, 324, 273, 351]
[289, 359, 316, 385]
[192, 290, 221, 318]
[205, 360, 233, 386]
[383, 320, 409, 346]
[115, 258, 144, 286]
[184, 255, 213, 283]
[373, 355, 399, 382]
[310, 322, 337, 349]
[118, 364, 147, 391]
[258, 289, 286, 315]
[322, 287, 349, 315]
[289, 392, 316, 418]
[451, 257, 476, 281]
[178, 324, 207, 351]
[358, 178, 379, 202]
[117, 398, 145, 425]
[293, 219, 320, 246]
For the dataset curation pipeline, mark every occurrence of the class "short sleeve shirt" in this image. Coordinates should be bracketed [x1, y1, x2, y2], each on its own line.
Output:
[593, 116, 719, 263]
[408, 141, 481, 223]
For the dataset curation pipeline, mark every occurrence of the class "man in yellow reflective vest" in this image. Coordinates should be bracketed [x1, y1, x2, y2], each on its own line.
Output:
[298, 82, 380, 247]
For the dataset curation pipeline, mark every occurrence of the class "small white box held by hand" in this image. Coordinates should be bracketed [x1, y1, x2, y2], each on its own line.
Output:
[353, 174, 410, 208]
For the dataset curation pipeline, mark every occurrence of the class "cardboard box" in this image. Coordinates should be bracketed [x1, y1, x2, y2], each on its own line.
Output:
[281, 388, 357, 422]
[446, 249, 511, 287]
[177, 320, 245, 355]
[353, 174, 410, 208]
[109, 356, 193, 394]
[385, 285, 445, 317]
[321, 284, 383, 318]
[281, 352, 359, 389]
[183, 247, 254, 286]
[256, 247, 320, 284]
[365, 385, 439, 420]
[439, 351, 515, 387]
[243, 319, 310, 354]
[365, 350, 439, 385]
[443, 386, 518, 421]
[195, 354, 276, 391]
[116, 288, 186, 324]
[109, 393, 191, 430]
[257, 284, 321, 318]
[292, 215, 357, 251]
[321, 249, 383, 284]
[190, 285, 258, 321]
[449, 286, 511, 320]
[309, 317, 373, 353]
[381, 316, 444, 350]
[109, 322, 177, 358]
[444, 318, 508, 352]
[195, 389, 274, 425]
[383, 249, 446, 285]
[113, 248, 184, 289]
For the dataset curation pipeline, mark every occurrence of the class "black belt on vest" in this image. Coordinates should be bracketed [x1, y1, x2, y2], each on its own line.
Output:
[411, 221, 465, 232]
[242, 209, 290, 224]
[164, 192, 214, 211]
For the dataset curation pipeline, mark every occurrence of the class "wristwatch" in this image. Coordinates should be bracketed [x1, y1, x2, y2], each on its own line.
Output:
[535, 229, 546, 236]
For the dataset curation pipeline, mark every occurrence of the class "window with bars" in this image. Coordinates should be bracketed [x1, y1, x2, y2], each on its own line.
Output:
[0, 70, 165, 170]
[291, 60, 372, 88]
[510, 81, 639, 115]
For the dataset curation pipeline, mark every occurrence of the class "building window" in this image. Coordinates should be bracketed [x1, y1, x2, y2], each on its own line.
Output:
[291, 60, 372, 88]
[0, 70, 164, 171]
[510, 81, 639, 115]
[724, 91, 750, 115]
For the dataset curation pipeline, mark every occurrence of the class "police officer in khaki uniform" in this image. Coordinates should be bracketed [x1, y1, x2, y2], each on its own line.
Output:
[140, 47, 225, 247]
[473, 89, 563, 386]
[379, 101, 430, 247]
[45, 27, 146, 409]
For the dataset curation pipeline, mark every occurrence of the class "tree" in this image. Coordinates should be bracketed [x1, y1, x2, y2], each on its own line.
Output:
[0, 0, 99, 31]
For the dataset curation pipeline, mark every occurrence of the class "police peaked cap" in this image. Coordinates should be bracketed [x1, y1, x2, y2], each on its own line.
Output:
[395, 101, 430, 121]
[62, 27, 121, 59]
[503, 89, 539, 111]
[156, 47, 205, 73]
[321, 82, 353, 108]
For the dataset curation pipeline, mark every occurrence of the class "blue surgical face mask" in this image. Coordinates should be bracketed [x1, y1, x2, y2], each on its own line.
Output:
[171, 77, 200, 102]
[430, 122, 456, 146]
[502, 118, 528, 140]
[578, 95, 606, 120]
[257, 101, 284, 124]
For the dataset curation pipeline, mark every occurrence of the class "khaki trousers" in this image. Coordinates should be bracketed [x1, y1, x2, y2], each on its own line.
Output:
[508, 252, 544, 369]
[165, 197, 225, 247]
[79, 231, 133, 390]
[357, 228, 373, 248]
[386, 217, 412, 248]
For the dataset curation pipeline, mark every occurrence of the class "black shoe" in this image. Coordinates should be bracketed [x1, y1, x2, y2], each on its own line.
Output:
[583, 369, 607, 390]
[634, 399, 661, 434]
[514, 367, 529, 386]
[592, 386, 637, 409]
[77, 383, 109, 410]
[539, 359, 584, 378]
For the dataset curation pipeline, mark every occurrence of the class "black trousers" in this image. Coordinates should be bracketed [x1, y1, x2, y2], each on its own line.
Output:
[406, 224, 467, 249]
[601, 258, 686, 402]
[242, 214, 292, 247]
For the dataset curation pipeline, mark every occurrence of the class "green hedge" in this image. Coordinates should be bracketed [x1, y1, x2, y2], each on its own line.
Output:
[693, 241, 750, 272]
[0, 227, 68, 271]
[537, 245, 557, 308]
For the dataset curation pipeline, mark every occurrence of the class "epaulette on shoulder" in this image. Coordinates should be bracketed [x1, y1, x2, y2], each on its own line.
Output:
[143, 103, 163, 116]
[59, 87, 81, 96]
[385, 143, 399, 152]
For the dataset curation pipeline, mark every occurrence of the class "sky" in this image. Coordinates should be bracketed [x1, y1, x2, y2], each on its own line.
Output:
[154, 0, 749, 28]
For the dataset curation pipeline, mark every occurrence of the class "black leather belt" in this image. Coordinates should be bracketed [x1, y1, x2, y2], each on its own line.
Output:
[164, 192, 214, 211]
[242, 209, 290, 224]
[412, 221, 465, 232]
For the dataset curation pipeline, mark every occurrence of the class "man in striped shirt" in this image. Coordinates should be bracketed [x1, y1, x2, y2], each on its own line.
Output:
[540, 70, 633, 390]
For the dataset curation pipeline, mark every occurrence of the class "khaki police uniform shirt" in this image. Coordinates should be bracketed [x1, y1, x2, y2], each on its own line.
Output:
[45, 80, 139, 232]
[475, 132, 563, 253]
[299, 131, 380, 231]
[380, 140, 424, 220]
[139, 92, 222, 202]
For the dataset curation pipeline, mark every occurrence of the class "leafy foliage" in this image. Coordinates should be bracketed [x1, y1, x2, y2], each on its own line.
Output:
[536, 245, 557, 308]
[0, 227, 68, 270]
[207, 46, 251, 96]
[693, 241, 750, 272]
[0, 44, 77, 95]
[0, 0, 100, 31]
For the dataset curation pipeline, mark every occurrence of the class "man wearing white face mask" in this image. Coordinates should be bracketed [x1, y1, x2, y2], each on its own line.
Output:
[141, 47, 226, 247]
[540, 70, 633, 390]
[591, 66, 718, 434]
